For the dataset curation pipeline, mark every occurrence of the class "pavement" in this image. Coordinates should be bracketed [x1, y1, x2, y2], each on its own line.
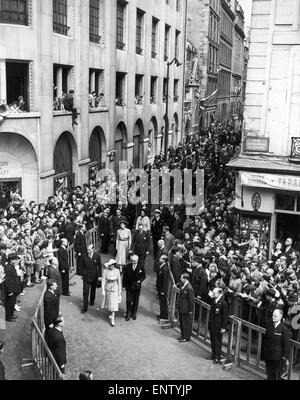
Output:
[61, 252, 261, 381]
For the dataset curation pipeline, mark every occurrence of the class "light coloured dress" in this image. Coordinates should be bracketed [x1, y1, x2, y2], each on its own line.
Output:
[116, 228, 132, 265]
[102, 268, 122, 312]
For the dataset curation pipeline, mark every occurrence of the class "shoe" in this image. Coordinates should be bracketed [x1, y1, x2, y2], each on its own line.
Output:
[6, 318, 16, 322]
[213, 359, 221, 364]
[178, 339, 188, 343]
[156, 315, 161, 321]
[160, 318, 169, 323]
[64, 294, 71, 297]
[111, 320, 115, 327]
[81, 309, 87, 314]
[90, 302, 94, 306]
[125, 316, 130, 321]
[205, 355, 214, 360]
[132, 315, 137, 320]
[177, 336, 184, 341]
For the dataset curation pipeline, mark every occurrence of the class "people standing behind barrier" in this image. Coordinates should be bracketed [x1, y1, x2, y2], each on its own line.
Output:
[123, 255, 145, 321]
[116, 220, 131, 273]
[263, 309, 292, 380]
[81, 244, 102, 314]
[207, 287, 228, 364]
[58, 238, 70, 296]
[75, 224, 87, 276]
[156, 255, 170, 323]
[176, 273, 195, 343]
[102, 259, 122, 327]
[44, 279, 60, 341]
[130, 223, 150, 272]
[47, 315, 67, 375]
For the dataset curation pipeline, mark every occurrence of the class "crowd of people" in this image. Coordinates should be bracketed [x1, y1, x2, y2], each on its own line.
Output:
[0, 120, 299, 380]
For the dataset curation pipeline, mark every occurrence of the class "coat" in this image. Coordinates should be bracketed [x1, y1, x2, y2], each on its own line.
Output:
[47, 327, 67, 368]
[153, 247, 168, 273]
[43, 290, 60, 329]
[74, 231, 87, 256]
[98, 216, 110, 236]
[178, 282, 195, 314]
[192, 267, 208, 299]
[58, 247, 69, 273]
[169, 255, 183, 285]
[82, 252, 102, 283]
[156, 262, 170, 294]
[47, 265, 63, 296]
[264, 322, 292, 361]
[208, 296, 228, 332]
[151, 217, 164, 240]
[3, 263, 20, 295]
[130, 230, 150, 256]
[123, 262, 146, 292]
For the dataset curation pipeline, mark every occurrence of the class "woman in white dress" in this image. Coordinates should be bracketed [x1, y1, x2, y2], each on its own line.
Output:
[102, 259, 122, 326]
[116, 221, 132, 272]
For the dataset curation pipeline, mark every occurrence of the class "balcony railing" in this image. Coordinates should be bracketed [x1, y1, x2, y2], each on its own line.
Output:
[291, 137, 300, 158]
[136, 47, 143, 55]
[53, 22, 70, 36]
[116, 41, 125, 50]
[0, 11, 28, 25]
[89, 33, 101, 44]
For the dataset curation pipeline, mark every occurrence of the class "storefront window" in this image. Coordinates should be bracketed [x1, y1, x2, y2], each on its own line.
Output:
[275, 194, 295, 211]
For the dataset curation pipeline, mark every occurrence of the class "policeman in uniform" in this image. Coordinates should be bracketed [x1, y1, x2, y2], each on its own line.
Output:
[177, 273, 195, 342]
[263, 308, 291, 380]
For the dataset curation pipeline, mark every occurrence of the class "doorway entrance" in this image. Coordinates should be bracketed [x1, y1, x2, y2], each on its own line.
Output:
[0, 179, 22, 201]
[276, 213, 300, 243]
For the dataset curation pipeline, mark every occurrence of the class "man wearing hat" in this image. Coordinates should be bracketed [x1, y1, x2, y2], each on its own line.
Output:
[3, 253, 20, 322]
[151, 210, 164, 257]
[98, 210, 111, 254]
[47, 315, 67, 374]
[0, 339, 5, 380]
[44, 279, 60, 340]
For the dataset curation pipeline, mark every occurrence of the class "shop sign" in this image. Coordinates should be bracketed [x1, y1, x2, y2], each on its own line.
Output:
[245, 137, 269, 152]
[241, 172, 300, 192]
[0, 161, 9, 176]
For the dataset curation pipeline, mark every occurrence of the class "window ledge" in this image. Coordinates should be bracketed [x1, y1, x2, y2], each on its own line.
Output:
[53, 111, 81, 117]
[89, 107, 109, 113]
[6, 112, 41, 119]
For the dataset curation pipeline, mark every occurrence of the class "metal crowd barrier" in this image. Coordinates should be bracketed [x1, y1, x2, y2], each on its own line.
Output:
[165, 283, 300, 380]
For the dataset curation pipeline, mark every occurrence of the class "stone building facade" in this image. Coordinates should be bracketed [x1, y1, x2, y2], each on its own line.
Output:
[0, 0, 186, 202]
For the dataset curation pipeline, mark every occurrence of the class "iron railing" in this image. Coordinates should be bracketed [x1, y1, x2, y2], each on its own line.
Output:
[291, 137, 300, 158]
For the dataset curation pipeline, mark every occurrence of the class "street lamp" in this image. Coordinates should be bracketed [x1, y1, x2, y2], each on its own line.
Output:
[164, 57, 182, 157]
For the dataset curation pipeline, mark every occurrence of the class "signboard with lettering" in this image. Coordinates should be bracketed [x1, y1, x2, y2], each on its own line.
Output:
[244, 137, 269, 153]
[241, 171, 300, 192]
[0, 161, 9, 176]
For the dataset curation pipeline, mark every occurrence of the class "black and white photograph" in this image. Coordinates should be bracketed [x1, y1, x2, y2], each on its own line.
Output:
[0, 0, 299, 389]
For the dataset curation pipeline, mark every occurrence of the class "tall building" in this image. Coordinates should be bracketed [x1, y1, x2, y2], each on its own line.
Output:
[0, 0, 186, 203]
[229, 0, 300, 253]
[184, 0, 246, 133]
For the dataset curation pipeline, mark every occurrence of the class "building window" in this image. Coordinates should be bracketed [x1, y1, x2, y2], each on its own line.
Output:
[135, 74, 144, 104]
[163, 78, 168, 102]
[53, 64, 73, 111]
[89, 69, 104, 108]
[0, 0, 28, 25]
[6, 61, 29, 112]
[116, 72, 126, 106]
[152, 17, 159, 59]
[150, 76, 157, 104]
[174, 79, 179, 102]
[136, 9, 144, 55]
[89, 0, 101, 43]
[175, 30, 180, 59]
[164, 25, 170, 61]
[53, 0, 69, 36]
[116, 1, 126, 50]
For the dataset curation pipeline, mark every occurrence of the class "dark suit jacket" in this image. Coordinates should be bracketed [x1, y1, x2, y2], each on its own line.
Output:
[131, 230, 150, 256]
[170, 255, 183, 285]
[123, 263, 146, 292]
[43, 290, 60, 329]
[82, 252, 102, 283]
[208, 296, 228, 332]
[156, 262, 170, 294]
[153, 247, 168, 273]
[58, 247, 69, 273]
[264, 322, 292, 361]
[47, 327, 67, 368]
[172, 218, 184, 236]
[98, 216, 110, 235]
[192, 267, 208, 299]
[3, 264, 20, 295]
[178, 282, 195, 314]
[151, 217, 164, 240]
[65, 222, 76, 244]
[47, 266, 62, 295]
[75, 231, 87, 256]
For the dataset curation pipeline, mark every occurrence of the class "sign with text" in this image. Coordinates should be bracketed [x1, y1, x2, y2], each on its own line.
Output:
[245, 137, 269, 153]
[241, 171, 300, 192]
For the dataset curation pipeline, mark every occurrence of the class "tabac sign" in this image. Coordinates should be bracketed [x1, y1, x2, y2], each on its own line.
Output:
[241, 172, 300, 192]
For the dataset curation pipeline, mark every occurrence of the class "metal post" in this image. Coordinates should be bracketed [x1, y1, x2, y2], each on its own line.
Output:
[165, 63, 170, 157]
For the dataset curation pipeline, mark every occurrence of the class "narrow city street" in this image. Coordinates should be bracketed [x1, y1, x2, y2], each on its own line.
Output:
[61, 254, 259, 381]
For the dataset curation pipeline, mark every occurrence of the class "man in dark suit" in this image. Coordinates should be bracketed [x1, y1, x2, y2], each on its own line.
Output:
[123, 255, 146, 321]
[284, 237, 295, 265]
[81, 244, 102, 313]
[75, 224, 87, 276]
[207, 287, 228, 363]
[47, 316, 67, 374]
[47, 257, 62, 299]
[177, 273, 195, 342]
[192, 260, 208, 320]
[130, 224, 150, 271]
[58, 238, 70, 296]
[172, 211, 184, 237]
[169, 246, 183, 285]
[3, 253, 20, 322]
[98, 210, 111, 254]
[153, 239, 168, 275]
[62, 89, 78, 128]
[151, 209, 164, 257]
[156, 255, 170, 322]
[264, 308, 292, 380]
[43, 279, 60, 340]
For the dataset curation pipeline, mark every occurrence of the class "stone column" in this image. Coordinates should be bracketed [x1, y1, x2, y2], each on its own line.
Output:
[56, 67, 63, 98]
[0, 60, 7, 102]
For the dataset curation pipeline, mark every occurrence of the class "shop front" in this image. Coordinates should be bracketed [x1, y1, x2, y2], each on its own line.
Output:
[234, 171, 300, 255]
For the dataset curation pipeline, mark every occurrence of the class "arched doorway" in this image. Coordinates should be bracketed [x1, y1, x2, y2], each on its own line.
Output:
[133, 119, 144, 168]
[0, 132, 38, 202]
[148, 117, 158, 161]
[115, 122, 127, 174]
[89, 126, 106, 184]
[54, 132, 77, 193]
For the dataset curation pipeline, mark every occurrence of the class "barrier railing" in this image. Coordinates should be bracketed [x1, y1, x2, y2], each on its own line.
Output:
[165, 283, 300, 379]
